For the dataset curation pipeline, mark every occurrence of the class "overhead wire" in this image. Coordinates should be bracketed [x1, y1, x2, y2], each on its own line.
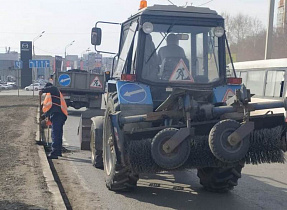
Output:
[197, 0, 215, 6]
[0, 31, 89, 35]
[167, 0, 175, 5]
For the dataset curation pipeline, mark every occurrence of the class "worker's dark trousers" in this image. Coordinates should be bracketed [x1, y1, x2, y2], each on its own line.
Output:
[50, 113, 66, 156]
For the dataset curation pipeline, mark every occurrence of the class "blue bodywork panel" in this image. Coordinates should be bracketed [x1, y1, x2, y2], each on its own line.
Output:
[116, 81, 153, 105]
[213, 85, 242, 103]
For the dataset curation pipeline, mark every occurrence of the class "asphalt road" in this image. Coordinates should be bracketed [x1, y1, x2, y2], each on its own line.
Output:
[61, 108, 287, 210]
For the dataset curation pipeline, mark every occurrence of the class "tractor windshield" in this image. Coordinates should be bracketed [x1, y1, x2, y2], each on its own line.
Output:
[142, 24, 220, 84]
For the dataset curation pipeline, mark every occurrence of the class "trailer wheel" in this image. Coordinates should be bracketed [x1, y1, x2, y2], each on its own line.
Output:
[91, 121, 104, 169]
[209, 120, 250, 163]
[197, 162, 244, 193]
[103, 93, 138, 191]
[151, 128, 190, 169]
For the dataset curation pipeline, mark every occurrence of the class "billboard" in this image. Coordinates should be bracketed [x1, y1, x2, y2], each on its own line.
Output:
[54, 56, 63, 73]
[20, 41, 32, 88]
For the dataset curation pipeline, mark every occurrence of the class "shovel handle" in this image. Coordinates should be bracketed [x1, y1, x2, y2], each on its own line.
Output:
[39, 94, 42, 141]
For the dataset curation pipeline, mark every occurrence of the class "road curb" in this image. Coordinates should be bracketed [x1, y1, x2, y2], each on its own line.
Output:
[36, 131, 67, 210]
[36, 113, 67, 210]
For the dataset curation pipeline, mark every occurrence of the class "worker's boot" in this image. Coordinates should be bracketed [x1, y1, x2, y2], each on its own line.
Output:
[47, 153, 59, 159]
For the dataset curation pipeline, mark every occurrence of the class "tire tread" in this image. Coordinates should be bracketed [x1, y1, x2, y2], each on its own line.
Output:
[197, 163, 244, 193]
[104, 93, 138, 191]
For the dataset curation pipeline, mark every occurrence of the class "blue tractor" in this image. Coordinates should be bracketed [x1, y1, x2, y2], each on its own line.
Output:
[90, 3, 287, 192]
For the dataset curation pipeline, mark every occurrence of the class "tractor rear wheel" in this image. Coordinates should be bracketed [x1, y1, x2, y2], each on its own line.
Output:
[103, 93, 138, 191]
[197, 162, 244, 193]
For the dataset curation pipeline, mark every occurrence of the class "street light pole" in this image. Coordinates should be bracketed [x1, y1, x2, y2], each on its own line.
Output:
[265, 0, 275, 60]
[81, 47, 90, 60]
[81, 48, 90, 70]
[33, 31, 45, 58]
[64, 40, 75, 71]
[65, 40, 75, 58]
[32, 31, 45, 97]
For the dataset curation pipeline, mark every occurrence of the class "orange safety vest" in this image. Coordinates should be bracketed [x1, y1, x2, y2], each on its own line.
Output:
[42, 92, 68, 116]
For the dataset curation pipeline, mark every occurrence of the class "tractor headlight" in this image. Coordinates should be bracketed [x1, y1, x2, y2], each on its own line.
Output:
[214, 27, 225, 37]
[142, 22, 153, 34]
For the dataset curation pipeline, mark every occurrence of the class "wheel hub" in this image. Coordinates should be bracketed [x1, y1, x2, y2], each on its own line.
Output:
[220, 129, 243, 153]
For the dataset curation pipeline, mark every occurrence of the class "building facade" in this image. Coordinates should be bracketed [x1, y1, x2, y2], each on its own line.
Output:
[33, 55, 54, 80]
[277, 0, 287, 29]
[65, 55, 79, 70]
[0, 52, 19, 82]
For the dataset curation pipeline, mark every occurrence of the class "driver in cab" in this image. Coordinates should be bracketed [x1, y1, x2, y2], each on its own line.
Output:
[158, 33, 186, 64]
[157, 33, 189, 80]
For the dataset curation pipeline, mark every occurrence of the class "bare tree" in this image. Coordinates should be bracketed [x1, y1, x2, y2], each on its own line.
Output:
[222, 13, 265, 45]
[221, 12, 267, 62]
[221, 12, 233, 42]
[272, 27, 287, 59]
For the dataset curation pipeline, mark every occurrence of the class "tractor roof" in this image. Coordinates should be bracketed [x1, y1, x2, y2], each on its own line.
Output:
[129, 5, 223, 20]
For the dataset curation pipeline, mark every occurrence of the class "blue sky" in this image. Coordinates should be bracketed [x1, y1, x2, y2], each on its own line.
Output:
[0, 0, 278, 56]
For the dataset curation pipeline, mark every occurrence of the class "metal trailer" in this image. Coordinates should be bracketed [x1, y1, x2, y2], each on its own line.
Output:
[54, 69, 106, 150]
[89, 2, 287, 193]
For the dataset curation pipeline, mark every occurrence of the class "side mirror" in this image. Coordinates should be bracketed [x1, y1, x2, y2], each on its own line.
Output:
[91, 27, 102, 46]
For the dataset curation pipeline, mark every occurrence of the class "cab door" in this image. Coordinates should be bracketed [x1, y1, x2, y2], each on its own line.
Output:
[264, 70, 285, 97]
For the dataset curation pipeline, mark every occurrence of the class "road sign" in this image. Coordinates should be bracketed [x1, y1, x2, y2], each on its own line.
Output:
[169, 59, 194, 82]
[29, 60, 50, 68]
[14, 61, 23, 69]
[223, 89, 235, 102]
[119, 83, 148, 104]
[90, 76, 103, 88]
[58, 74, 71, 86]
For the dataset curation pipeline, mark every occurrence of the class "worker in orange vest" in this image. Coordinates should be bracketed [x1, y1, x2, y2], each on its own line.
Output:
[39, 82, 68, 159]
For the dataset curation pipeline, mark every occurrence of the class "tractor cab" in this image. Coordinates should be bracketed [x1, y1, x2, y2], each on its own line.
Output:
[92, 5, 226, 91]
